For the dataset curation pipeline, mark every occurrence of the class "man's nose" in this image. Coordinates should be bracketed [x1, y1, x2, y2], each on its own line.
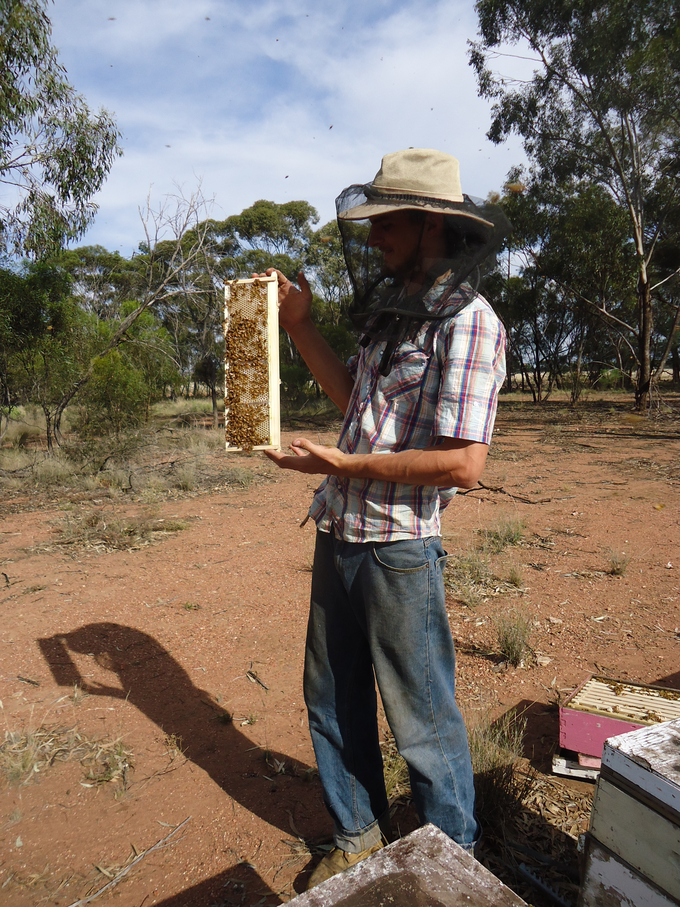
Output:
[368, 225, 381, 247]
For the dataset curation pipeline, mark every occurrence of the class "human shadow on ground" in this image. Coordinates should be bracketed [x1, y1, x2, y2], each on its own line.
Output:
[37, 623, 320, 839]
[152, 862, 284, 907]
[511, 698, 560, 773]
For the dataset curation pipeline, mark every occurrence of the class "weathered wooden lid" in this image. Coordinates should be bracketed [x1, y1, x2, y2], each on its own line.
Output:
[602, 717, 680, 818]
[289, 824, 526, 907]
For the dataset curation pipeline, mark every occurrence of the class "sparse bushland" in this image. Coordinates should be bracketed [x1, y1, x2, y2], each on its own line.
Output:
[0, 398, 264, 508]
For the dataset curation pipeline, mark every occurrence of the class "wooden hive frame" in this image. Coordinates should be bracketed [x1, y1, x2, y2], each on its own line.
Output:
[224, 276, 280, 451]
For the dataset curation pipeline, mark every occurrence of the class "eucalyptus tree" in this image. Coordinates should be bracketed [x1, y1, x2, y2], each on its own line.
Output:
[0, 0, 121, 257]
[471, 0, 680, 407]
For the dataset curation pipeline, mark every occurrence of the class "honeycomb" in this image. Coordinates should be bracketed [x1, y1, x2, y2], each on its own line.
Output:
[224, 278, 279, 451]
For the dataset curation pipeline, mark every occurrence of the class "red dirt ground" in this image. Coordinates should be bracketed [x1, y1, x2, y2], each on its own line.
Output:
[1, 399, 679, 906]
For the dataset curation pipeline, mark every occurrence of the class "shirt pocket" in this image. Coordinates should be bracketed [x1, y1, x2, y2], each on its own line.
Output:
[377, 343, 430, 403]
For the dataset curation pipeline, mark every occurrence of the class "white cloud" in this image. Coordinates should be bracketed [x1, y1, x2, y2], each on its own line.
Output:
[49, 0, 529, 254]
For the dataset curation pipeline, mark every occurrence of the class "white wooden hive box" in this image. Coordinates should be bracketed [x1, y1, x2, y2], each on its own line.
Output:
[579, 718, 680, 906]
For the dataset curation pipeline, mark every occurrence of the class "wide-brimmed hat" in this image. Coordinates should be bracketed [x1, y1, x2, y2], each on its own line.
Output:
[337, 148, 494, 234]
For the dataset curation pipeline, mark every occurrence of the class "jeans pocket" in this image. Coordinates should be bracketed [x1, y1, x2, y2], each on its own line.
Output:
[371, 539, 429, 574]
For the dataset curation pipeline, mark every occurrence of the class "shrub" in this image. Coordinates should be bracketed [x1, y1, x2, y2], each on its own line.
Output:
[468, 708, 531, 826]
[494, 610, 533, 666]
[478, 517, 525, 553]
[606, 550, 630, 576]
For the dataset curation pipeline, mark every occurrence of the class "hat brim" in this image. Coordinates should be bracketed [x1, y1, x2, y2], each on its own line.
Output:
[338, 197, 494, 235]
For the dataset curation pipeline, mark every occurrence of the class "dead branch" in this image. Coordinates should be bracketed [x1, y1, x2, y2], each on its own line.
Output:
[65, 816, 191, 907]
[460, 481, 553, 505]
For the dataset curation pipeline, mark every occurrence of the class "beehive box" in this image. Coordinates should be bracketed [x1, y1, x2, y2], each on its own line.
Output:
[224, 276, 280, 451]
[579, 718, 680, 906]
[559, 675, 680, 759]
[288, 824, 527, 907]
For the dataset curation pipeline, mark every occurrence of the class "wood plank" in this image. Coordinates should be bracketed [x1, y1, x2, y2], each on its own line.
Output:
[579, 837, 677, 907]
[589, 776, 680, 900]
[289, 824, 527, 906]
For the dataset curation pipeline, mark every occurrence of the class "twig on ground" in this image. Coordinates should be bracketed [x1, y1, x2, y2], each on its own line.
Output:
[460, 481, 555, 504]
[65, 816, 191, 907]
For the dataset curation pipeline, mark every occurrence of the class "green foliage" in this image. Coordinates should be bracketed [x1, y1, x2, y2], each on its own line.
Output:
[77, 304, 178, 436]
[0, 261, 91, 444]
[0, 0, 121, 256]
[53, 245, 145, 319]
[210, 199, 319, 277]
[77, 350, 148, 436]
[472, 0, 680, 407]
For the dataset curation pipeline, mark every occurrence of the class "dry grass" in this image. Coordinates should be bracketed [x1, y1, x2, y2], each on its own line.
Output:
[0, 400, 263, 507]
[494, 610, 533, 667]
[380, 731, 411, 807]
[0, 724, 133, 791]
[444, 551, 495, 607]
[478, 517, 526, 554]
[467, 708, 531, 825]
[38, 509, 188, 553]
[605, 549, 630, 576]
[444, 550, 525, 608]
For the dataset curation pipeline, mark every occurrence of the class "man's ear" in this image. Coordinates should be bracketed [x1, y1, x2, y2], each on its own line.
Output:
[424, 212, 445, 236]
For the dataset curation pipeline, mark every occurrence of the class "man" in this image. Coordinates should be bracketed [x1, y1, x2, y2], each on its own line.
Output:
[261, 149, 507, 888]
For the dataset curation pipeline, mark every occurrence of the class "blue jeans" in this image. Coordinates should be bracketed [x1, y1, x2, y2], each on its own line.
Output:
[304, 529, 479, 854]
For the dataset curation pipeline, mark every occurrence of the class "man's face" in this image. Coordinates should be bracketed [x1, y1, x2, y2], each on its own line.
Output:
[367, 210, 425, 278]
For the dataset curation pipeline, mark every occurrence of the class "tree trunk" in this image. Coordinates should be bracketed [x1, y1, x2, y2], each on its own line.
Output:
[44, 408, 54, 452]
[635, 274, 653, 410]
[212, 384, 219, 429]
[571, 334, 585, 405]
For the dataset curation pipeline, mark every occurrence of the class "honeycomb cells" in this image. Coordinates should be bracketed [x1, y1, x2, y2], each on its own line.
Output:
[224, 282, 271, 450]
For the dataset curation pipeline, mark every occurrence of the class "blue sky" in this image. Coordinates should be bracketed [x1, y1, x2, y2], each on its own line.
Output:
[49, 0, 529, 256]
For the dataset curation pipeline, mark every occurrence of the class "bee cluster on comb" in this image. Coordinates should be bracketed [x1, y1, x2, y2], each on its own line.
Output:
[223, 276, 280, 451]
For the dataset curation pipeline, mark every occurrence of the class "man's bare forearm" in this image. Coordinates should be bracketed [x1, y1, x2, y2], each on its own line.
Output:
[287, 318, 355, 413]
[266, 437, 489, 489]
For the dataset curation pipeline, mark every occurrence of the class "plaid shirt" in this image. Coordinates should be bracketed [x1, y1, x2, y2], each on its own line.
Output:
[309, 279, 506, 542]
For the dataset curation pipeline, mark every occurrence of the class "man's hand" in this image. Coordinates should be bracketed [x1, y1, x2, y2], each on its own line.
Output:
[251, 268, 354, 413]
[253, 268, 312, 333]
[265, 438, 345, 475]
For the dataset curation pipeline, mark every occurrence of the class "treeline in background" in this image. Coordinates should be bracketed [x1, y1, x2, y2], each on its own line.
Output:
[1, 0, 680, 453]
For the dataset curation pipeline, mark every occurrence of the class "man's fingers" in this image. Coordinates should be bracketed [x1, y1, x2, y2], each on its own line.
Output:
[290, 437, 314, 454]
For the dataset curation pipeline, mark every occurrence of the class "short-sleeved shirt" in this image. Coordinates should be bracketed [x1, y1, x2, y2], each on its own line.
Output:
[309, 278, 506, 543]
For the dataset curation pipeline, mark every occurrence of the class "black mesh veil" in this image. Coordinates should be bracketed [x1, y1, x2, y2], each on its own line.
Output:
[335, 183, 511, 375]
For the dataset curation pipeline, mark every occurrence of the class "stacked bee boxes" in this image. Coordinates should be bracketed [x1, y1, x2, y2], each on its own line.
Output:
[224, 276, 280, 452]
[579, 718, 680, 906]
